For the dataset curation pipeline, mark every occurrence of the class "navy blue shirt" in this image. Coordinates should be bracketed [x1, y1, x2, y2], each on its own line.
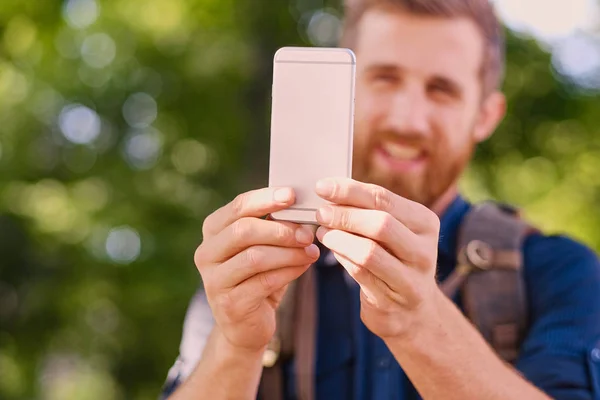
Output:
[161, 195, 600, 399]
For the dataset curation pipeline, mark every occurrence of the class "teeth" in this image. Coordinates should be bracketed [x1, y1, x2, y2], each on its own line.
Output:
[382, 143, 421, 160]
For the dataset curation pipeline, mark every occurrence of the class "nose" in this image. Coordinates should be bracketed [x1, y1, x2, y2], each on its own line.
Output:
[382, 87, 431, 138]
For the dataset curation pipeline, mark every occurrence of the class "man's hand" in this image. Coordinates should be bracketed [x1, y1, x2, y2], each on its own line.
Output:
[171, 187, 319, 400]
[313, 177, 551, 400]
[313, 177, 441, 342]
[195, 187, 320, 353]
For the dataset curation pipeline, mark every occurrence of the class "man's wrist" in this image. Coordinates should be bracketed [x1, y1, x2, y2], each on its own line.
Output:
[383, 287, 449, 353]
[171, 328, 268, 400]
[213, 327, 268, 364]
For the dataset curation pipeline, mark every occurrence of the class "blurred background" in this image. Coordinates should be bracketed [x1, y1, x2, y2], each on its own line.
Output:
[0, 0, 599, 398]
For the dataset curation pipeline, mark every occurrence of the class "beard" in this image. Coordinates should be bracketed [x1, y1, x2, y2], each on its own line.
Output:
[351, 129, 476, 209]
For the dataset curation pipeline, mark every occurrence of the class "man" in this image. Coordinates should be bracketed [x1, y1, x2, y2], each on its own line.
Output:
[161, 0, 600, 398]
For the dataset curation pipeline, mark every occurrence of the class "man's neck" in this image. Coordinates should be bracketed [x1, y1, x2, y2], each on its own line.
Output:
[430, 185, 459, 217]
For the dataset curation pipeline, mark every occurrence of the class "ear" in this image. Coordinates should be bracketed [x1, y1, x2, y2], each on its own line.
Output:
[472, 91, 506, 143]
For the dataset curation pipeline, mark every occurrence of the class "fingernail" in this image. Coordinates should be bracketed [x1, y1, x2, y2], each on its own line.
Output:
[315, 226, 327, 241]
[316, 206, 333, 224]
[315, 179, 334, 197]
[295, 227, 313, 245]
[273, 188, 293, 203]
[304, 243, 319, 258]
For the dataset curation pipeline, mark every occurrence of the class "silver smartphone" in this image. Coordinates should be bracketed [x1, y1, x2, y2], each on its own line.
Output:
[268, 46, 356, 224]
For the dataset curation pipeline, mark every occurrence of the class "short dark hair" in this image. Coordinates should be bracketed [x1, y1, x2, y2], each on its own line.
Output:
[340, 0, 505, 96]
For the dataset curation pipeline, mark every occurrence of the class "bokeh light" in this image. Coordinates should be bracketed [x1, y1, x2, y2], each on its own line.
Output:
[122, 92, 158, 128]
[39, 353, 120, 400]
[58, 104, 102, 145]
[71, 178, 110, 212]
[0, 62, 29, 106]
[306, 9, 341, 46]
[105, 226, 141, 264]
[171, 139, 211, 175]
[122, 128, 163, 170]
[62, 0, 100, 30]
[3, 16, 37, 58]
[80, 33, 116, 69]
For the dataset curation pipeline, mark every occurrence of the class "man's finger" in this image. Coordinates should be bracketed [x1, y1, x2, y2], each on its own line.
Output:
[316, 227, 419, 305]
[315, 206, 432, 267]
[215, 244, 320, 289]
[202, 187, 296, 239]
[315, 177, 438, 234]
[198, 218, 316, 264]
[330, 250, 392, 308]
[228, 263, 312, 310]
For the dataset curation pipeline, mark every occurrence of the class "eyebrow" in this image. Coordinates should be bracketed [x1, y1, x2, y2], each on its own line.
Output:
[364, 64, 402, 74]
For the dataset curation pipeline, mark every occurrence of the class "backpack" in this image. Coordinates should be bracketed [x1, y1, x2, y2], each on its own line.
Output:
[257, 201, 538, 400]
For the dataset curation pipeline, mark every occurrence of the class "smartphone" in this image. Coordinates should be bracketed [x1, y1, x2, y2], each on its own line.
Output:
[268, 46, 356, 224]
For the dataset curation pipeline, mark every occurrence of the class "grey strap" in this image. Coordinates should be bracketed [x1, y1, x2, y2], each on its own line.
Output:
[293, 264, 317, 400]
[452, 202, 533, 363]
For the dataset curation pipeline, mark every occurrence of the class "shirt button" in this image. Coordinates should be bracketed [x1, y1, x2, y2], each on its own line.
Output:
[591, 348, 600, 362]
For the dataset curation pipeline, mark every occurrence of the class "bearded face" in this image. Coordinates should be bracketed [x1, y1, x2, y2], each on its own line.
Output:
[350, 9, 503, 208]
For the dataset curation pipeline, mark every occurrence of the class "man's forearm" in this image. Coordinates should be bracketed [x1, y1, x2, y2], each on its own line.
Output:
[385, 290, 551, 400]
[171, 327, 265, 400]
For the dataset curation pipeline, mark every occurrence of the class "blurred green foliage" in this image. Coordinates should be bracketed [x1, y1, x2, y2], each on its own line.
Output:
[0, 0, 598, 399]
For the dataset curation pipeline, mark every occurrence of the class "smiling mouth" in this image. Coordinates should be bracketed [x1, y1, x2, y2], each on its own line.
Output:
[372, 142, 427, 174]
[380, 142, 424, 161]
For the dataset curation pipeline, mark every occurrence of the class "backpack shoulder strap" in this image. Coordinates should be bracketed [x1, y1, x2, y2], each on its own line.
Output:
[257, 276, 297, 400]
[440, 201, 538, 363]
[259, 262, 318, 400]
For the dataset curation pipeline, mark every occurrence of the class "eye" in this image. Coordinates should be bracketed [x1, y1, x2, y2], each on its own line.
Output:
[428, 82, 451, 95]
[376, 73, 397, 82]
[427, 79, 460, 101]
[371, 73, 399, 88]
